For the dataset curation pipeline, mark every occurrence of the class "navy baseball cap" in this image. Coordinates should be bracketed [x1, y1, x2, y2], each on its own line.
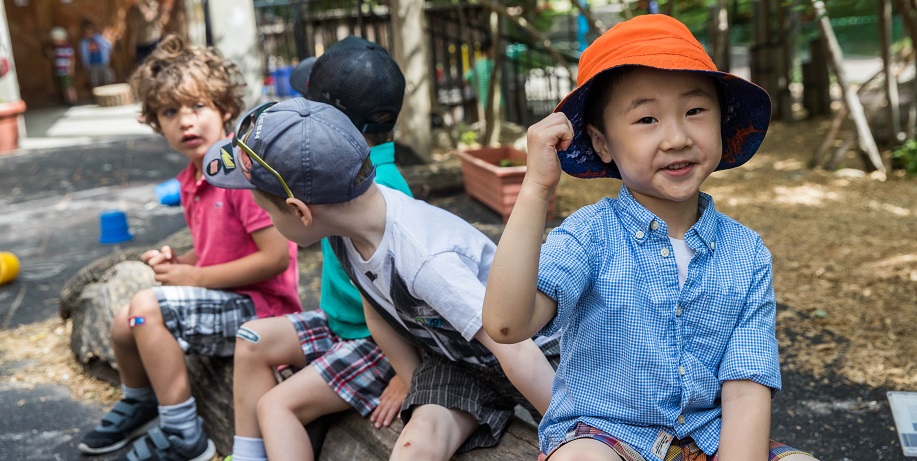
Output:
[306, 35, 405, 133]
[290, 56, 316, 95]
[203, 98, 375, 204]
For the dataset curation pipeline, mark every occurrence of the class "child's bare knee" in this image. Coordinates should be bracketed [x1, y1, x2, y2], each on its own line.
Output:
[234, 326, 264, 360]
[127, 289, 160, 317]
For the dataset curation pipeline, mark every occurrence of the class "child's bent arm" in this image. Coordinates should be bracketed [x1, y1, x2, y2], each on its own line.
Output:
[362, 297, 420, 389]
[151, 226, 289, 288]
[475, 328, 554, 415]
[483, 114, 572, 344]
[718, 379, 771, 461]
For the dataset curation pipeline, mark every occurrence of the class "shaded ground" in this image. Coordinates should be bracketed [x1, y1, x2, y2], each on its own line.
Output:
[0, 116, 914, 459]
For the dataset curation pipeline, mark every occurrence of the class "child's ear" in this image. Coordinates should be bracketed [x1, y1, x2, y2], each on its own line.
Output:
[222, 111, 233, 124]
[586, 123, 613, 163]
[285, 198, 313, 226]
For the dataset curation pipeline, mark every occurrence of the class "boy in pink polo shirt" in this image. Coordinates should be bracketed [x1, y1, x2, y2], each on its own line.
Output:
[77, 35, 302, 461]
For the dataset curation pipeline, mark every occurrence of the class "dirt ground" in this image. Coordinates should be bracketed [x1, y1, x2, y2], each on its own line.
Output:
[556, 117, 917, 392]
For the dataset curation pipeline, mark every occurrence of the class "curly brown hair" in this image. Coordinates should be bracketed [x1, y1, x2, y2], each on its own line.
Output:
[130, 35, 246, 134]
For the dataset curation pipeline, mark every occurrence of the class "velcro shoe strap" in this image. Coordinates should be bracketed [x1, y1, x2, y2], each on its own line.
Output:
[100, 400, 137, 426]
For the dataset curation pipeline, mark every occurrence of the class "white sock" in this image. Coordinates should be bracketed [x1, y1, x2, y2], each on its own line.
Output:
[158, 397, 200, 446]
[232, 435, 268, 461]
[121, 384, 155, 403]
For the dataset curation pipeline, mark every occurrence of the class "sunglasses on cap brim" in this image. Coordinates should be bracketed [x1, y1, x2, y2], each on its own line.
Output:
[233, 102, 294, 199]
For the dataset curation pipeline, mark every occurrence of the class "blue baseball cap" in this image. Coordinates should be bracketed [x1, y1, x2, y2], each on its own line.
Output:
[203, 98, 375, 204]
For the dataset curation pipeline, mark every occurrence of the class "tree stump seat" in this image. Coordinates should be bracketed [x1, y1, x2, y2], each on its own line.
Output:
[92, 83, 134, 107]
[60, 223, 537, 459]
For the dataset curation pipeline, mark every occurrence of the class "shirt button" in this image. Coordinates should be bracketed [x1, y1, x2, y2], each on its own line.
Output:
[678, 415, 686, 424]
[676, 306, 683, 316]
[709, 241, 716, 250]
[660, 248, 670, 258]
[650, 220, 660, 231]
[194, 196, 201, 202]
[635, 230, 645, 239]
[678, 366, 686, 375]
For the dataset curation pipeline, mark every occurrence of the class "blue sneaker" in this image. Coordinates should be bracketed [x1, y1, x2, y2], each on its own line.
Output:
[78, 398, 159, 454]
[118, 425, 215, 461]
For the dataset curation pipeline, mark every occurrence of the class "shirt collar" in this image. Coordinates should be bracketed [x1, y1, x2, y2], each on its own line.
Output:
[369, 142, 395, 166]
[614, 185, 719, 254]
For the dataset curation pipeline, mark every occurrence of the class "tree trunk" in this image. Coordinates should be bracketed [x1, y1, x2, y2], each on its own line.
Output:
[892, 0, 917, 138]
[881, 0, 902, 145]
[390, 0, 433, 163]
[483, 11, 502, 147]
[809, 0, 886, 174]
[709, 1, 731, 73]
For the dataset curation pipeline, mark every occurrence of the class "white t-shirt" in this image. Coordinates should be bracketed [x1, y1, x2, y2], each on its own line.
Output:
[669, 236, 695, 289]
[328, 186, 501, 365]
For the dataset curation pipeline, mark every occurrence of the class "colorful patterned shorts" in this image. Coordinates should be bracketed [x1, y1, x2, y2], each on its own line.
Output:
[542, 422, 812, 461]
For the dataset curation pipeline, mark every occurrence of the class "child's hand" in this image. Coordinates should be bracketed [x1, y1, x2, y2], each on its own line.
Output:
[369, 374, 408, 429]
[150, 262, 198, 286]
[141, 245, 176, 266]
[524, 113, 572, 197]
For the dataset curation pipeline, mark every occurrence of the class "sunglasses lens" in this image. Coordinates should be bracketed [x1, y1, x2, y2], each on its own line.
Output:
[238, 150, 253, 180]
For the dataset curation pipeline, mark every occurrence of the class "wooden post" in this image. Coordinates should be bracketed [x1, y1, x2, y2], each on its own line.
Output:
[709, 1, 730, 73]
[879, 0, 901, 145]
[892, 0, 917, 138]
[809, 0, 886, 174]
[802, 39, 831, 117]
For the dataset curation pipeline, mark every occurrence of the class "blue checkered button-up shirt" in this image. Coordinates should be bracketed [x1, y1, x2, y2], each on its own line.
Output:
[537, 185, 781, 460]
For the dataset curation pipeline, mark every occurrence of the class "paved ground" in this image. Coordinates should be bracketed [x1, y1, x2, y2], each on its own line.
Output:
[0, 104, 909, 460]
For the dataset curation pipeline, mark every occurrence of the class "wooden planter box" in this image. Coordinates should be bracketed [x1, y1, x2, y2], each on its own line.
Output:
[455, 146, 555, 223]
[0, 100, 26, 154]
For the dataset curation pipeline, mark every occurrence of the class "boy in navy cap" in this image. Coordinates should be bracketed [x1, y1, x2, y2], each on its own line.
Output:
[228, 37, 416, 461]
[204, 98, 559, 460]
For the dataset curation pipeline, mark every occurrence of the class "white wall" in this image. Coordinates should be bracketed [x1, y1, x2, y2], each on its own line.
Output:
[207, 0, 263, 108]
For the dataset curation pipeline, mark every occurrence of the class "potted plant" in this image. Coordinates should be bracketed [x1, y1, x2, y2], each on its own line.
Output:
[454, 144, 555, 223]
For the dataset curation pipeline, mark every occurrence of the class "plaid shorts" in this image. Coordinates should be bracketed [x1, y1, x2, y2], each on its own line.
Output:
[287, 310, 395, 417]
[402, 339, 560, 453]
[542, 422, 812, 461]
[155, 285, 256, 357]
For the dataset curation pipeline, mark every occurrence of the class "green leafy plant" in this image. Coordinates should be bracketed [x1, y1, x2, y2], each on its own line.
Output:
[498, 158, 525, 167]
[892, 139, 917, 176]
[460, 130, 478, 147]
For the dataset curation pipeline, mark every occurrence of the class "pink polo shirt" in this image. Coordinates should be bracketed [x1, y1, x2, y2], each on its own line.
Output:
[177, 163, 301, 317]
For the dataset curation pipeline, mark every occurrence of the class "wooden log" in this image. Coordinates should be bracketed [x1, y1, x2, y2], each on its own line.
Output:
[809, 0, 886, 175]
[92, 83, 134, 107]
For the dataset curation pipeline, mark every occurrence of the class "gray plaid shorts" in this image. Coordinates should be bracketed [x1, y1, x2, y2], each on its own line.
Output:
[402, 338, 560, 453]
[154, 285, 257, 356]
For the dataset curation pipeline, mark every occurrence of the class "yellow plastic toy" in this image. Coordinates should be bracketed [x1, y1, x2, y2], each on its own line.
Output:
[0, 252, 20, 285]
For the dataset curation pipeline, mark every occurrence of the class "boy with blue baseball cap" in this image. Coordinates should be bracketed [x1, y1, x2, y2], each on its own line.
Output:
[204, 98, 559, 460]
[483, 14, 818, 461]
[223, 36, 415, 461]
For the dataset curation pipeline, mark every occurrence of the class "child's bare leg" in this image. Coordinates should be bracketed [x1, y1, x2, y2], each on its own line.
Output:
[257, 367, 351, 461]
[389, 404, 478, 461]
[126, 288, 190, 405]
[111, 304, 150, 389]
[547, 438, 623, 461]
[233, 317, 308, 438]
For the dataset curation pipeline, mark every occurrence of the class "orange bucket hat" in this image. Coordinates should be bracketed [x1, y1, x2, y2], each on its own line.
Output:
[554, 14, 771, 179]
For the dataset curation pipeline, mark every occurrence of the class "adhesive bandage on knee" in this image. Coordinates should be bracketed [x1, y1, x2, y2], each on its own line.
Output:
[236, 326, 261, 344]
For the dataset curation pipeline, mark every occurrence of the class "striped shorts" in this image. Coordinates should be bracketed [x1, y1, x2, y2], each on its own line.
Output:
[543, 422, 813, 461]
[287, 310, 395, 416]
[403, 339, 560, 453]
[154, 285, 256, 357]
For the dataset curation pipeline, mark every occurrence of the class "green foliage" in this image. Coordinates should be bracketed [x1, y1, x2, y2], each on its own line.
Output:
[460, 130, 479, 147]
[498, 158, 525, 167]
[892, 139, 917, 176]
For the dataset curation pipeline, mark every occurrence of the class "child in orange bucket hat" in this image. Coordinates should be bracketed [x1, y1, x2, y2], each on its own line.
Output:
[483, 14, 818, 461]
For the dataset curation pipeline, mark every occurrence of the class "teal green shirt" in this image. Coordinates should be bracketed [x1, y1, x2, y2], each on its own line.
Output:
[318, 142, 413, 339]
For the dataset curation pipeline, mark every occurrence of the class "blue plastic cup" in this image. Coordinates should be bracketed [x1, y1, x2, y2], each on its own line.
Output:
[99, 210, 133, 244]
[155, 178, 181, 206]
